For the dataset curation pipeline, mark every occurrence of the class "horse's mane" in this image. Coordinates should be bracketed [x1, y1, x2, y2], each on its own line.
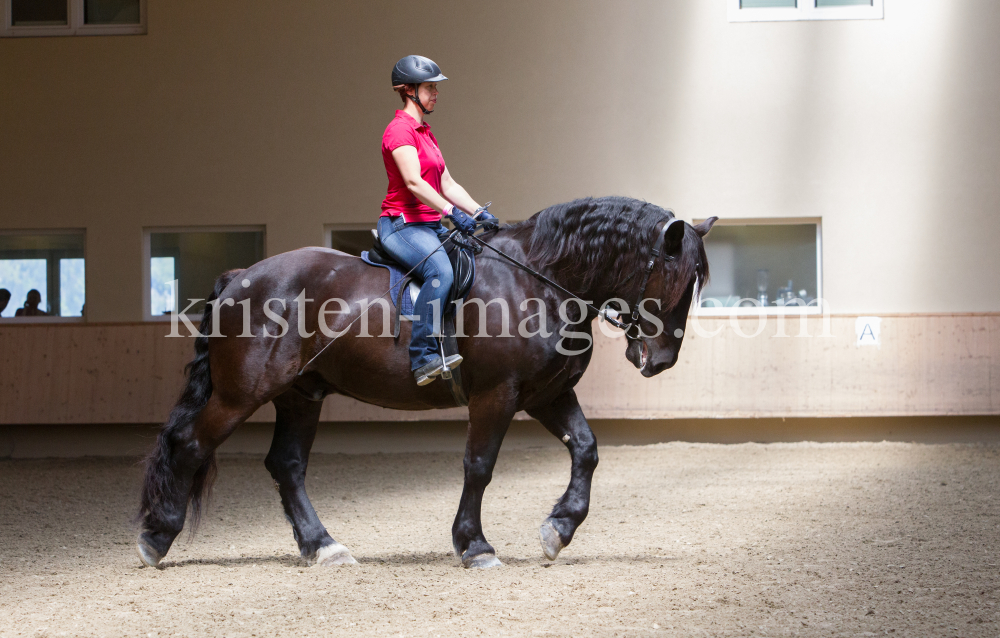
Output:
[506, 196, 709, 310]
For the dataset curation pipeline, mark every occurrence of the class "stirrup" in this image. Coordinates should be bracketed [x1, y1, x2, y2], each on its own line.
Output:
[414, 354, 463, 386]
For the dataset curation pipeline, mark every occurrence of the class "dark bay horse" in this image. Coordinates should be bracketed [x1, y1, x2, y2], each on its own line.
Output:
[138, 196, 716, 569]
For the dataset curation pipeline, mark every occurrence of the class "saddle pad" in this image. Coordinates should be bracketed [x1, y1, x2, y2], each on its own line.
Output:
[360, 251, 416, 317]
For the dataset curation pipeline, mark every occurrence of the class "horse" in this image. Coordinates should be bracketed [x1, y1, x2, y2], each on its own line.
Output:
[137, 196, 717, 569]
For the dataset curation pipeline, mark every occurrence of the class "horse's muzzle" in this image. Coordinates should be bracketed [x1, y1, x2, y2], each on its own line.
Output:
[626, 338, 677, 377]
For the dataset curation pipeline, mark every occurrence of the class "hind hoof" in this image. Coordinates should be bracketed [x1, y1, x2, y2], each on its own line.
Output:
[136, 537, 163, 569]
[462, 552, 503, 569]
[311, 542, 357, 566]
[539, 519, 565, 561]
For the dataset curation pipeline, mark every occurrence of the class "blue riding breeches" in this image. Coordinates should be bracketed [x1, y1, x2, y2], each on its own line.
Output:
[376, 215, 454, 371]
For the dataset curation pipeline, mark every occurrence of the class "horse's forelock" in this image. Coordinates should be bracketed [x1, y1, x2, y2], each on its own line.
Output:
[661, 223, 711, 312]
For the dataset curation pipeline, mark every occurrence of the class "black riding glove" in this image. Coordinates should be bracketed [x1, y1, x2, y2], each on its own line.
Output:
[446, 208, 477, 235]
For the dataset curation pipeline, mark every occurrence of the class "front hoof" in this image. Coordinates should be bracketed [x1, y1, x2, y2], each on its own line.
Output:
[539, 519, 565, 561]
[136, 536, 163, 569]
[462, 551, 503, 569]
[311, 542, 358, 567]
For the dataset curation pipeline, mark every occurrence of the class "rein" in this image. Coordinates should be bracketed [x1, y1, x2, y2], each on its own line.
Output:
[469, 216, 678, 341]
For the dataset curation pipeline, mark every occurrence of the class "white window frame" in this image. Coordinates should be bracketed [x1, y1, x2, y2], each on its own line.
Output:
[143, 226, 266, 322]
[1, 0, 147, 38]
[0, 228, 86, 324]
[728, 0, 883, 23]
[693, 217, 823, 317]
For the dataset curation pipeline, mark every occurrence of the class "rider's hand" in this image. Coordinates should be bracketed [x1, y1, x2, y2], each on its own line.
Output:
[446, 207, 477, 235]
[475, 207, 500, 231]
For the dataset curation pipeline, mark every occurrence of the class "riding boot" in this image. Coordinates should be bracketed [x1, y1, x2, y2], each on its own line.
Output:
[414, 354, 464, 386]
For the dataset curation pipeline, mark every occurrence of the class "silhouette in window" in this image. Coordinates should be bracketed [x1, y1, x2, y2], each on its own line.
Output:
[0, 288, 10, 315]
[15, 289, 48, 317]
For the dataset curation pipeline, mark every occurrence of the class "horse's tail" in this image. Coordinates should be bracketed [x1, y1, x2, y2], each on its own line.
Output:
[139, 268, 244, 535]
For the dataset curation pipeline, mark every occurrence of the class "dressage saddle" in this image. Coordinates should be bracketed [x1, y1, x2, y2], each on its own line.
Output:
[367, 228, 477, 308]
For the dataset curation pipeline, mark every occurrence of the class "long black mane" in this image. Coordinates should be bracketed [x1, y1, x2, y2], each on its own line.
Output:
[509, 196, 709, 310]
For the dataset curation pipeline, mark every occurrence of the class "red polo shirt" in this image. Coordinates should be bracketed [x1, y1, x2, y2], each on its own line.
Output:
[381, 110, 446, 223]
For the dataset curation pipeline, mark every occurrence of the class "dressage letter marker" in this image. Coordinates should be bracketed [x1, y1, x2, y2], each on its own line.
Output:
[855, 316, 882, 348]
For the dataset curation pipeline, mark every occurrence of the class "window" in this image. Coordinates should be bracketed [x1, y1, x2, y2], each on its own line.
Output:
[0, 231, 85, 319]
[2, 0, 146, 37]
[728, 0, 883, 22]
[696, 219, 822, 314]
[326, 224, 377, 257]
[145, 228, 265, 319]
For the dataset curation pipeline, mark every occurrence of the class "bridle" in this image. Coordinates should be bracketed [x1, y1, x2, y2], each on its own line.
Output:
[468, 214, 683, 342]
[615, 217, 680, 339]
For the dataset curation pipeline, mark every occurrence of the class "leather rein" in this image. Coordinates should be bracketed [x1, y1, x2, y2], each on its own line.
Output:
[468, 216, 681, 341]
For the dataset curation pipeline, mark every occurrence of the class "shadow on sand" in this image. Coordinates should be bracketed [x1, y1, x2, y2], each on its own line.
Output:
[155, 551, 687, 570]
[157, 554, 304, 569]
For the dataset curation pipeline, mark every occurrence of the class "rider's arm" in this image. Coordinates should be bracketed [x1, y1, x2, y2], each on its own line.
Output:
[440, 167, 483, 217]
[391, 145, 453, 213]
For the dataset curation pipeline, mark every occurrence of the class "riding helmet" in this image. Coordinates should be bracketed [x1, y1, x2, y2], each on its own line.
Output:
[392, 55, 448, 87]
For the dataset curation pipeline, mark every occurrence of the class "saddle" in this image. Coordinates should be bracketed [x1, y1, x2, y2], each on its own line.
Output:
[366, 228, 477, 307]
[362, 228, 479, 407]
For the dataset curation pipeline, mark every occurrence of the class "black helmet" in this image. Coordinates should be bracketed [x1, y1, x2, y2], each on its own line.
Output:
[392, 55, 447, 87]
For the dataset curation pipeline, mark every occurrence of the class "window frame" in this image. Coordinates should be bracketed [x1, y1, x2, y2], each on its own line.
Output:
[0, 228, 86, 323]
[324, 223, 378, 255]
[142, 225, 266, 322]
[1, 0, 147, 38]
[693, 217, 824, 317]
[728, 0, 883, 23]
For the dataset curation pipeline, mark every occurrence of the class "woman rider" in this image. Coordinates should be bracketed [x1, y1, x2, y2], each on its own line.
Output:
[379, 55, 499, 387]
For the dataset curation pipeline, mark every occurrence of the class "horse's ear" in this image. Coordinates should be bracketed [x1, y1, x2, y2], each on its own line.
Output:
[694, 217, 718, 237]
[663, 218, 686, 256]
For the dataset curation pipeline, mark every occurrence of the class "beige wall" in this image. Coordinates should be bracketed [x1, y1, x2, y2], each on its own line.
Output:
[1, 1, 999, 322]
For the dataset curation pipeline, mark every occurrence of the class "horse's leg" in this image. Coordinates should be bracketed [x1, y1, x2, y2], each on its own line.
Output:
[137, 392, 257, 567]
[451, 388, 516, 569]
[526, 389, 599, 561]
[265, 391, 356, 566]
